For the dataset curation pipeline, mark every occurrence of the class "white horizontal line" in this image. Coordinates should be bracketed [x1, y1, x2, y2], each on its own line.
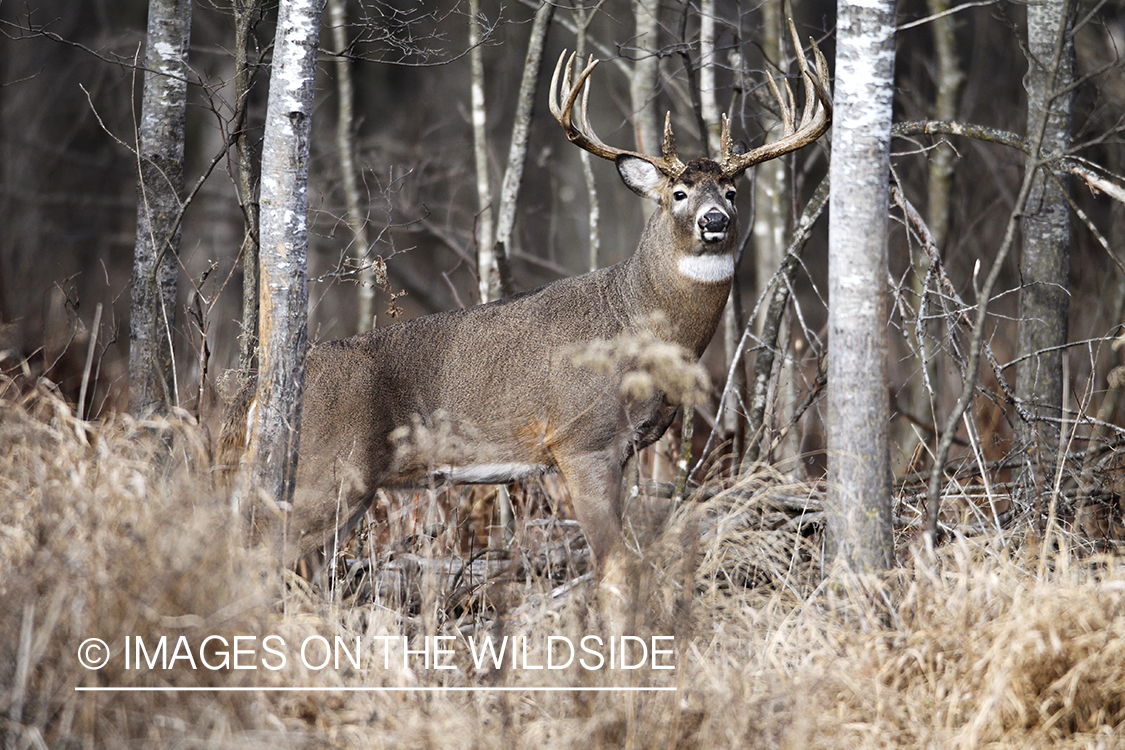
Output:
[75, 686, 676, 693]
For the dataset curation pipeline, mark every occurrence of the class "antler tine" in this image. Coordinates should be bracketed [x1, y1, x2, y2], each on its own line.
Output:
[550, 51, 593, 129]
[548, 51, 567, 122]
[579, 71, 600, 148]
[811, 37, 833, 120]
[550, 51, 685, 176]
[790, 19, 817, 132]
[660, 112, 685, 172]
[550, 50, 632, 162]
[719, 114, 733, 162]
[764, 72, 796, 135]
[719, 19, 832, 177]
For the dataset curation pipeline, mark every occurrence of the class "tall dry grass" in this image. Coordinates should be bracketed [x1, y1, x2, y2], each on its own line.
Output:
[1, 386, 1124, 749]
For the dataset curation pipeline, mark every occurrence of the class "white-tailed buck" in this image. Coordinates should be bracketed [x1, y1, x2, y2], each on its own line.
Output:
[221, 26, 831, 575]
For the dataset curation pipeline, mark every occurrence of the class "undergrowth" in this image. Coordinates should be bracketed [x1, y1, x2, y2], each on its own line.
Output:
[1, 387, 1123, 749]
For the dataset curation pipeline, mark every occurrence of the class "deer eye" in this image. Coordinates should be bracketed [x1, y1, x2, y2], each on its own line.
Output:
[726, 190, 736, 202]
[673, 190, 688, 201]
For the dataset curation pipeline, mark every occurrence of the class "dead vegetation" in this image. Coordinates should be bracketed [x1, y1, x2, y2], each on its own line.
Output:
[2, 386, 1125, 749]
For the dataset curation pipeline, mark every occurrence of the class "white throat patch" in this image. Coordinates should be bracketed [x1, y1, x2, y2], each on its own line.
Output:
[678, 254, 735, 283]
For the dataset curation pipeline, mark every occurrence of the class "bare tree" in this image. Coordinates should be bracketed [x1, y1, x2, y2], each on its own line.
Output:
[630, 0, 661, 158]
[826, 0, 896, 572]
[468, 0, 496, 304]
[328, 0, 376, 333]
[234, 0, 262, 370]
[751, 1, 793, 305]
[249, 0, 323, 505]
[1015, 0, 1074, 510]
[129, 0, 192, 416]
[493, 0, 555, 294]
[748, 1, 794, 466]
[923, 0, 963, 255]
[502, 2, 558, 539]
[571, 3, 601, 269]
[698, 0, 721, 156]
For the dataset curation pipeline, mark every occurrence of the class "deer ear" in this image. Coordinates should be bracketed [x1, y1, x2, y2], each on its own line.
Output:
[615, 155, 665, 199]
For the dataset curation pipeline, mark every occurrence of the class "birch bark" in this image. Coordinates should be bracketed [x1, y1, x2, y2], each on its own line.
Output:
[630, 0, 661, 157]
[251, 0, 323, 505]
[826, 0, 896, 572]
[468, 0, 496, 303]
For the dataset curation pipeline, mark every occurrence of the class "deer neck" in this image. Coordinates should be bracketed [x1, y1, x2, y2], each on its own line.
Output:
[622, 212, 735, 356]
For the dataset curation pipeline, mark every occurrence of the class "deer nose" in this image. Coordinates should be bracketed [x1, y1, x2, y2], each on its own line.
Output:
[698, 209, 729, 239]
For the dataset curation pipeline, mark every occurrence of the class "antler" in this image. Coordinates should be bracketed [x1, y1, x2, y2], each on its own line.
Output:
[550, 51, 687, 178]
[719, 19, 832, 177]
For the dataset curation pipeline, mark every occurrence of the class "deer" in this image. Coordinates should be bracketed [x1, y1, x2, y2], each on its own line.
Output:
[220, 25, 831, 585]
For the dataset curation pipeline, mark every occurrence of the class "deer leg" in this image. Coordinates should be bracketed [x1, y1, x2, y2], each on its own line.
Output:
[285, 450, 373, 563]
[554, 450, 630, 567]
[555, 450, 638, 633]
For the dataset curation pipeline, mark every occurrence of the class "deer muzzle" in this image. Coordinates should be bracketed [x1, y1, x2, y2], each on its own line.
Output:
[698, 208, 730, 243]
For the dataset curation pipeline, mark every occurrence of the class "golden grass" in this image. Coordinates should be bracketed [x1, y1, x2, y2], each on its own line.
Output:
[2, 387, 1124, 749]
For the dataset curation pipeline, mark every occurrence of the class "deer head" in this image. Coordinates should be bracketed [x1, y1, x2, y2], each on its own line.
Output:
[548, 20, 829, 303]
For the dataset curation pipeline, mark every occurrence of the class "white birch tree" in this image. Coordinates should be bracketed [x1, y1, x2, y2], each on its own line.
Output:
[250, 0, 323, 505]
[826, 0, 896, 572]
[129, 0, 192, 417]
[630, 0, 661, 159]
[468, 0, 496, 304]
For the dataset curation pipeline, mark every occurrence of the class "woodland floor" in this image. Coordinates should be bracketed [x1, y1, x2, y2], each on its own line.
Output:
[2, 385, 1125, 749]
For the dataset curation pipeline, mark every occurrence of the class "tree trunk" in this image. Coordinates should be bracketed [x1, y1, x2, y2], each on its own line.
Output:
[493, 0, 554, 296]
[129, 0, 192, 417]
[565, 6, 601, 271]
[328, 0, 375, 332]
[468, 0, 496, 303]
[750, 0, 793, 466]
[924, 0, 962, 255]
[250, 0, 322, 505]
[826, 0, 896, 573]
[1015, 0, 1074, 512]
[235, 0, 262, 371]
[698, 0, 721, 157]
[630, 0, 661, 157]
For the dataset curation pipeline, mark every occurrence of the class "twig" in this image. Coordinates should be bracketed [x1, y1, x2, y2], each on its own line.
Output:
[891, 185, 1029, 424]
[77, 304, 102, 422]
[893, 120, 1125, 206]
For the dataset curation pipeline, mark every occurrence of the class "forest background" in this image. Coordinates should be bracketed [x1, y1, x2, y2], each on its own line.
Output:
[3, 0, 1125, 747]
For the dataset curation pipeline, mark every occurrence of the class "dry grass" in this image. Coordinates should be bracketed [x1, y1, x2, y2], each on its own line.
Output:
[2, 387, 1124, 749]
[567, 314, 712, 407]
